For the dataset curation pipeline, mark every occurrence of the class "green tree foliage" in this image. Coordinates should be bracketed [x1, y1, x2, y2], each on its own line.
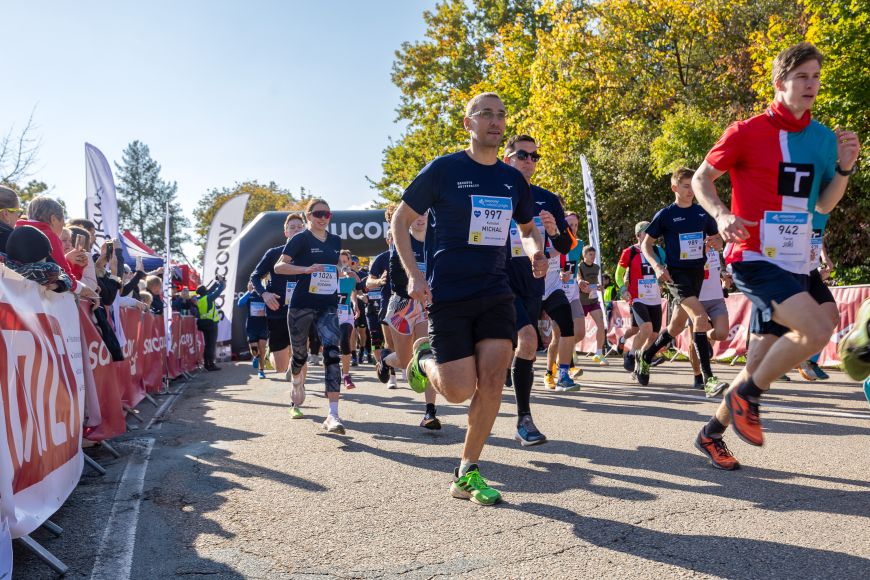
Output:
[115, 140, 189, 253]
[192, 181, 312, 263]
[378, 0, 868, 281]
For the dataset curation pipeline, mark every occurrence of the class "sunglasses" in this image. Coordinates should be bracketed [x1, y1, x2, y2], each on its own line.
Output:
[0, 207, 23, 216]
[309, 210, 332, 219]
[509, 150, 541, 162]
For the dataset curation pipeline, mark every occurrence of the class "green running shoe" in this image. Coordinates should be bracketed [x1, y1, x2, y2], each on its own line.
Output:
[704, 376, 728, 398]
[289, 405, 304, 419]
[406, 337, 432, 394]
[450, 466, 502, 505]
[636, 352, 651, 386]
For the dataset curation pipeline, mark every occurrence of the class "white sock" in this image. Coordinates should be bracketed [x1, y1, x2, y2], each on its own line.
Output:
[329, 401, 339, 417]
[458, 461, 476, 476]
[596, 348, 603, 355]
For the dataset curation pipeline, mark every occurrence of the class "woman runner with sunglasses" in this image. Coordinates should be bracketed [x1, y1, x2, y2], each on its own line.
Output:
[275, 199, 347, 433]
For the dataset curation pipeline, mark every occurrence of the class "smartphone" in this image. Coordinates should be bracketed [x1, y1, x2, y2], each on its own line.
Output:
[71, 231, 84, 250]
[106, 241, 114, 255]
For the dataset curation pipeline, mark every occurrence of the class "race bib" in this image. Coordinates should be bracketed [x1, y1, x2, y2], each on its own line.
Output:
[250, 302, 266, 317]
[810, 231, 823, 268]
[368, 289, 382, 301]
[637, 278, 658, 301]
[468, 195, 512, 246]
[309, 265, 338, 294]
[547, 256, 561, 273]
[285, 281, 297, 304]
[338, 304, 354, 325]
[761, 211, 810, 262]
[679, 232, 704, 260]
[563, 278, 580, 301]
[509, 221, 524, 257]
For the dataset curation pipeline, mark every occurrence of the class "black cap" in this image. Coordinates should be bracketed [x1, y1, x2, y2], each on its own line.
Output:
[6, 225, 52, 263]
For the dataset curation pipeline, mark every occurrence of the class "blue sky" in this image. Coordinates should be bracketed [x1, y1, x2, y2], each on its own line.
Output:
[3, 1, 437, 234]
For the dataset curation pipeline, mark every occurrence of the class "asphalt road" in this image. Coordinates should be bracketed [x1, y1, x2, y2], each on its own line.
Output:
[13, 355, 870, 579]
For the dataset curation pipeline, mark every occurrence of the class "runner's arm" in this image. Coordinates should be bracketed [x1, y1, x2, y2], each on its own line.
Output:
[390, 202, 425, 283]
[238, 291, 252, 307]
[693, 160, 754, 242]
[274, 254, 321, 276]
[816, 129, 860, 214]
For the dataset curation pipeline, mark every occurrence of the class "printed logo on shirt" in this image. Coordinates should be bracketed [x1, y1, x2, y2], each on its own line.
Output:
[457, 181, 479, 189]
[535, 201, 546, 205]
[777, 162, 814, 198]
[311, 247, 323, 254]
[503, 184, 513, 190]
[673, 216, 685, 222]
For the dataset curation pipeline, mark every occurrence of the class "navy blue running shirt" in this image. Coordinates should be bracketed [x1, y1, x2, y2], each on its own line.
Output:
[645, 203, 718, 269]
[281, 229, 342, 309]
[506, 184, 571, 299]
[250, 245, 297, 320]
[402, 151, 535, 303]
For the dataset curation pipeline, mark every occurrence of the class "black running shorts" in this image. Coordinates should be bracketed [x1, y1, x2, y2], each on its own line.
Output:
[631, 301, 663, 333]
[542, 290, 574, 336]
[267, 316, 290, 352]
[428, 294, 516, 364]
[666, 267, 705, 301]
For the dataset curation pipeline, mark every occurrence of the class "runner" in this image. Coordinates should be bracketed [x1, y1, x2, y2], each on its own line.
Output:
[351, 255, 372, 365]
[274, 199, 346, 431]
[564, 212, 589, 367]
[249, 212, 306, 376]
[376, 211, 440, 429]
[368, 231, 397, 388]
[665, 239, 730, 395]
[502, 134, 579, 445]
[238, 281, 268, 379]
[638, 167, 723, 392]
[395, 92, 547, 505]
[338, 250, 361, 389]
[616, 222, 665, 377]
[691, 42, 860, 469]
[577, 245, 608, 365]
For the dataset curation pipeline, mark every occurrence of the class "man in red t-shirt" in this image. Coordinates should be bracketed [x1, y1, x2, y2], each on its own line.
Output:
[690, 43, 860, 470]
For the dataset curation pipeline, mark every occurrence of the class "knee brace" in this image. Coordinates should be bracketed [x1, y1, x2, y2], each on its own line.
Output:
[323, 344, 341, 366]
[291, 350, 308, 373]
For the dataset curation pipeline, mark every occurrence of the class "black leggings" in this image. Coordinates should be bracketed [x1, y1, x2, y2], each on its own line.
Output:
[309, 322, 321, 355]
[340, 323, 353, 355]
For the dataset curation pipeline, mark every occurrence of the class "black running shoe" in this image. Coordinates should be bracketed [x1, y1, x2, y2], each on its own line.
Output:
[635, 352, 650, 386]
[376, 349, 393, 384]
[504, 369, 512, 388]
[650, 355, 666, 367]
[623, 350, 635, 372]
[421, 409, 441, 430]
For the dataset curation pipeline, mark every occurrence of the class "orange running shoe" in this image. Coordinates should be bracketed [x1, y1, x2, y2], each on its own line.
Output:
[694, 430, 740, 470]
[725, 387, 763, 446]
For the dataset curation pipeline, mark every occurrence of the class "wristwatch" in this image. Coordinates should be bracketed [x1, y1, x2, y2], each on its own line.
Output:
[836, 163, 857, 176]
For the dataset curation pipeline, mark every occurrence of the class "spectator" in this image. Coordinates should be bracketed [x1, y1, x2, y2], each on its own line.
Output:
[139, 291, 153, 307]
[0, 185, 23, 252]
[196, 277, 226, 371]
[172, 287, 199, 317]
[3, 225, 73, 292]
[17, 196, 98, 301]
[145, 275, 164, 315]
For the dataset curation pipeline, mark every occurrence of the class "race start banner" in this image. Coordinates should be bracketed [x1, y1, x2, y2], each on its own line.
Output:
[0, 269, 84, 539]
[202, 193, 249, 333]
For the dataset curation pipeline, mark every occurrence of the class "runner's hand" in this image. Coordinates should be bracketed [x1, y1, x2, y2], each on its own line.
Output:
[578, 280, 590, 293]
[655, 264, 673, 284]
[538, 210, 557, 236]
[716, 213, 755, 243]
[408, 273, 432, 306]
[531, 251, 548, 278]
[835, 128, 860, 170]
[79, 285, 100, 303]
[261, 291, 280, 311]
[307, 264, 325, 274]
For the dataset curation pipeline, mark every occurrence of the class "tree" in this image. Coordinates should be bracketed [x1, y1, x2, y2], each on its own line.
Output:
[192, 181, 312, 264]
[115, 140, 189, 253]
[0, 109, 41, 186]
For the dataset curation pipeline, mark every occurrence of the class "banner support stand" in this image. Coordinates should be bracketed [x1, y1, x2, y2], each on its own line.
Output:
[143, 393, 159, 407]
[16, 535, 69, 576]
[99, 441, 121, 459]
[124, 405, 145, 423]
[41, 520, 63, 537]
[83, 454, 107, 476]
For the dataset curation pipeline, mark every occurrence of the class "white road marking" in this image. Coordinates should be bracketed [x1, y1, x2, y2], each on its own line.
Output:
[575, 382, 870, 420]
[89, 437, 155, 580]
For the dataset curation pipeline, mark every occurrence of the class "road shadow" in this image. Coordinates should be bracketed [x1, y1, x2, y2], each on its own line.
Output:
[509, 502, 870, 579]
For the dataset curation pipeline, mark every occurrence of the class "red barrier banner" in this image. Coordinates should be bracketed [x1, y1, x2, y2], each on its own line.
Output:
[120, 308, 146, 407]
[179, 316, 198, 373]
[166, 313, 182, 379]
[78, 305, 126, 442]
[603, 300, 670, 352]
[142, 313, 166, 393]
[0, 269, 83, 539]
